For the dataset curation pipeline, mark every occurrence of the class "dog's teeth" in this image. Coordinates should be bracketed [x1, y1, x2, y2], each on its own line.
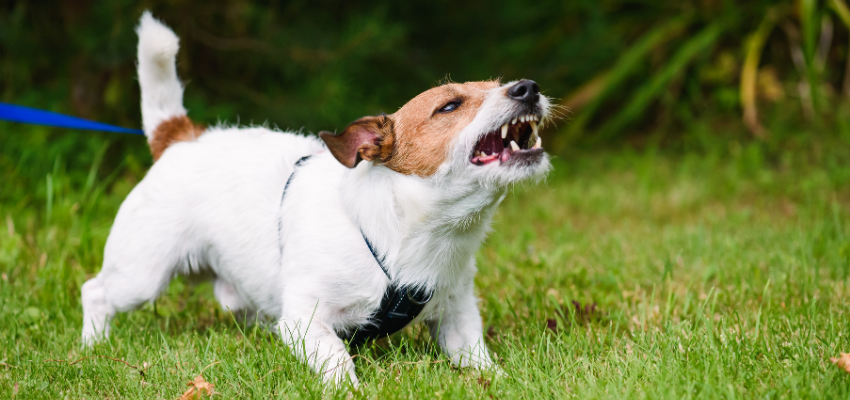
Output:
[532, 136, 542, 149]
[510, 140, 520, 151]
[530, 120, 538, 138]
[501, 124, 508, 139]
[512, 118, 517, 125]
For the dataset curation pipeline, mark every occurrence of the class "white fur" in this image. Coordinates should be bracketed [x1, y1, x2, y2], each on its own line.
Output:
[81, 13, 551, 388]
[136, 11, 186, 137]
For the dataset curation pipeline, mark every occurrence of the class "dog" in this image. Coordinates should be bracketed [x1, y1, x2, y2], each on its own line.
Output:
[80, 12, 552, 387]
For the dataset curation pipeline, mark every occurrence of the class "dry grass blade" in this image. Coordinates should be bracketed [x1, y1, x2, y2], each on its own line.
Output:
[401, 359, 446, 365]
[44, 356, 155, 378]
[799, 0, 824, 115]
[45, 356, 143, 370]
[829, 0, 850, 98]
[741, 8, 782, 139]
[831, 0, 850, 26]
[562, 72, 609, 111]
[781, 21, 815, 118]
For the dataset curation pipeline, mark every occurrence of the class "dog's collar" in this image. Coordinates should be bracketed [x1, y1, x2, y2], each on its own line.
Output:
[280, 154, 433, 346]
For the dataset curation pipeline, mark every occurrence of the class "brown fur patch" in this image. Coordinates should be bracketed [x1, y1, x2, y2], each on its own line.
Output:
[383, 81, 499, 176]
[149, 115, 205, 161]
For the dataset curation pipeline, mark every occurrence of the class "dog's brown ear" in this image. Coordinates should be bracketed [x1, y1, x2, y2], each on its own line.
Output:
[320, 115, 394, 168]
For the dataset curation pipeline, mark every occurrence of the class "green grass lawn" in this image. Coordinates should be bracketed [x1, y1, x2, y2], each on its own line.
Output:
[1, 126, 849, 398]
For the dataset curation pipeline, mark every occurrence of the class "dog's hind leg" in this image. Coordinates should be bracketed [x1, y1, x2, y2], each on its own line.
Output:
[81, 262, 175, 345]
[214, 278, 249, 313]
[81, 221, 181, 346]
[81, 259, 175, 346]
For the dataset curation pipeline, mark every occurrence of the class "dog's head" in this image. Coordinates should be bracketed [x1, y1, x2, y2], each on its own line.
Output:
[320, 79, 552, 185]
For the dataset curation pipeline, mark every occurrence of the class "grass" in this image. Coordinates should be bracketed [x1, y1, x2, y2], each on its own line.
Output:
[1, 124, 849, 399]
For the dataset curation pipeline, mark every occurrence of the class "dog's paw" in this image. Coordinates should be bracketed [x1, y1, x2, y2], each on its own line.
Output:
[322, 366, 359, 391]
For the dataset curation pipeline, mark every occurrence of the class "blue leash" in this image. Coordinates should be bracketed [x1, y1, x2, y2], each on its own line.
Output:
[0, 102, 144, 135]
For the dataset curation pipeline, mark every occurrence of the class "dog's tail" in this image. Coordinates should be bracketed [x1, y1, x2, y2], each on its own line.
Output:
[136, 11, 203, 161]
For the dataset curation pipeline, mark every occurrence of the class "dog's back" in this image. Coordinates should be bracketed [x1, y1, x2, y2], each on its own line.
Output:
[80, 13, 324, 344]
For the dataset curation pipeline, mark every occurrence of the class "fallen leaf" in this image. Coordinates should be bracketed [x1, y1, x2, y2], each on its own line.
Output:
[179, 375, 215, 400]
[830, 353, 850, 374]
[570, 300, 599, 319]
[549, 300, 602, 332]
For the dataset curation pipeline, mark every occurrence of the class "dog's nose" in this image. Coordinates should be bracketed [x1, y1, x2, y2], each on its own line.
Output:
[507, 79, 540, 104]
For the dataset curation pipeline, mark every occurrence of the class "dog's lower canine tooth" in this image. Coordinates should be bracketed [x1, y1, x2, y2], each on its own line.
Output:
[532, 137, 542, 149]
[501, 124, 508, 139]
[510, 140, 520, 151]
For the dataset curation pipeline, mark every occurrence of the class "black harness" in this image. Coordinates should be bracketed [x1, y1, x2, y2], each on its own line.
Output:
[280, 155, 434, 346]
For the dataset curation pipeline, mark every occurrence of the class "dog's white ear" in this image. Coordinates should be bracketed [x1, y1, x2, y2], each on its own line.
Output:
[320, 115, 395, 168]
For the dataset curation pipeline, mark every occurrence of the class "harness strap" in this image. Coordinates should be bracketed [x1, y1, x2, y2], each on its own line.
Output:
[278, 155, 313, 257]
[344, 283, 433, 347]
[279, 154, 433, 347]
[361, 230, 390, 279]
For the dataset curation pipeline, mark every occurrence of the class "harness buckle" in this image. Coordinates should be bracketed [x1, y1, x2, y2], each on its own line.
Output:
[406, 287, 433, 305]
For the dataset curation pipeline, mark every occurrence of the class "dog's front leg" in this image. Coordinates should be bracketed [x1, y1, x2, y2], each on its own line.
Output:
[278, 316, 358, 388]
[426, 274, 496, 370]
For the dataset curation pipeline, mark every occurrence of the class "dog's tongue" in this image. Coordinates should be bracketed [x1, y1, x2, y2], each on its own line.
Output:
[474, 154, 498, 164]
[499, 148, 511, 163]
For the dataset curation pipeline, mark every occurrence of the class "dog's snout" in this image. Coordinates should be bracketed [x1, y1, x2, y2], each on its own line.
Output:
[507, 79, 540, 104]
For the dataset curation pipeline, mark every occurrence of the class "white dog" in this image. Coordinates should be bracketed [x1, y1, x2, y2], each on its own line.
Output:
[80, 12, 552, 387]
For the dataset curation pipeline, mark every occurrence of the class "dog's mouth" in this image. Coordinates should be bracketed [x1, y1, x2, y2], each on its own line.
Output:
[470, 114, 543, 166]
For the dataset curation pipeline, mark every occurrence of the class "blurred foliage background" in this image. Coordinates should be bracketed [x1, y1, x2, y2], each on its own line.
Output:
[2, 0, 850, 196]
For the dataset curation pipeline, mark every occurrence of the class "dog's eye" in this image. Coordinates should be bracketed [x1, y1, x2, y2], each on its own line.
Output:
[436, 101, 461, 114]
